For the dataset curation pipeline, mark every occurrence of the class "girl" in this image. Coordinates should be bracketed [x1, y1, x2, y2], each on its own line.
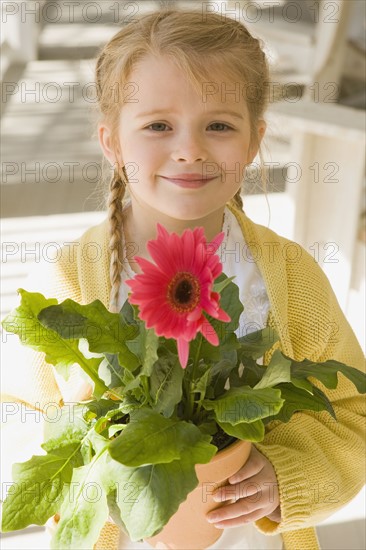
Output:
[5, 7, 365, 550]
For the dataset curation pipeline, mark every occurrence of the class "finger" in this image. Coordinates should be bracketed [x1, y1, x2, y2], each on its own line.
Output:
[214, 474, 279, 520]
[216, 470, 268, 503]
[213, 479, 261, 502]
[227, 446, 264, 484]
[233, 473, 279, 513]
[207, 497, 261, 524]
[267, 504, 282, 523]
[210, 507, 269, 529]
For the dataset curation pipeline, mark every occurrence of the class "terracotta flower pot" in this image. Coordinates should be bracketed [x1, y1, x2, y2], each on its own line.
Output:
[145, 439, 252, 550]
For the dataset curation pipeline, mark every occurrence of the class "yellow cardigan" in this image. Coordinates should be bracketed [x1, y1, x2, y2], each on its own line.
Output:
[2, 203, 365, 550]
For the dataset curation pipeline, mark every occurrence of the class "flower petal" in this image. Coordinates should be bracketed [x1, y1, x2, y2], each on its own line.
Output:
[209, 231, 225, 252]
[126, 223, 230, 356]
[186, 306, 202, 322]
[216, 308, 231, 323]
[177, 338, 189, 368]
[200, 318, 219, 346]
[147, 241, 177, 275]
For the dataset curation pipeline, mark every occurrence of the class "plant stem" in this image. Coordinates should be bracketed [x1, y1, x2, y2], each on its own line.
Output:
[105, 388, 124, 401]
[194, 401, 203, 423]
[186, 335, 202, 420]
[141, 375, 151, 405]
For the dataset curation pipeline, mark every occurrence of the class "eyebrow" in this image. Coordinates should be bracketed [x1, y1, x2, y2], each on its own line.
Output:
[135, 109, 244, 120]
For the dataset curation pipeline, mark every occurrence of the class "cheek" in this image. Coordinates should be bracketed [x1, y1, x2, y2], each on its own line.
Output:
[137, 145, 164, 171]
[221, 151, 244, 173]
[226, 142, 251, 167]
[127, 150, 160, 189]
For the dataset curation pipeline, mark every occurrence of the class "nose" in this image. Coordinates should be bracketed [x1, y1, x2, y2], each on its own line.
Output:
[170, 131, 208, 163]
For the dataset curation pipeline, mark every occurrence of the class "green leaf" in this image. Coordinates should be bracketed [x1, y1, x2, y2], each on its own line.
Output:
[42, 405, 90, 453]
[38, 298, 140, 371]
[202, 386, 284, 424]
[290, 358, 366, 394]
[201, 332, 240, 371]
[108, 424, 124, 438]
[189, 278, 242, 364]
[209, 358, 231, 379]
[268, 383, 336, 423]
[191, 368, 211, 402]
[109, 408, 216, 467]
[2, 290, 110, 398]
[140, 326, 159, 376]
[118, 394, 142, 414]
[186, 338, 210, 365]
[112, 435, 216, 541]
[2, 290, 66, 380]
[1, 443, 83, 532]
[308, 386, 336, 419]
[87, 427, 111, 453]
[106, 489, 129, 534]
[209, 277, 243, 337]
[98, 353, 125, 388]
[254, 350, 291, 389]
[52, 431, 214, 545]
[210, 358, 239, 397]
[51, 428, 215, 545]
[120, 298, 138, 325]
[217, 419, 265, 442]
[51, 448, 110, 549]
[238, 327, 279, 360]
[150, 349, 184, 417]
[213, 275, 236, 294]
[1, 289, 58, 333]
[83, 398, 122, 421]
[122, 369, 143, 394]
[235, 357, 265, 388]
[197, 420, 218, 436]
[120, 300, 142, 358]
[291, 377, 314, 393]
[80, 439, 93, 465]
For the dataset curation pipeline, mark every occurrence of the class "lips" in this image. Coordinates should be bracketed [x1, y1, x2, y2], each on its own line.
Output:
[163, 173, 213, 181]
[160, 174, 216, 188]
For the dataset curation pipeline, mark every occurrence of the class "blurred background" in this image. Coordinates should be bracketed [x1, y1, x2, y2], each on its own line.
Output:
[1, 1, 365, 548]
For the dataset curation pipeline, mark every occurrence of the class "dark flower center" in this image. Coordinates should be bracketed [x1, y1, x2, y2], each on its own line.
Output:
[167, 272, 200, 313]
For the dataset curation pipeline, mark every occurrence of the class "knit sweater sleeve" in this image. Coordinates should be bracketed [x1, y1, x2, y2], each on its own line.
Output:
[254, 248, 366, 535]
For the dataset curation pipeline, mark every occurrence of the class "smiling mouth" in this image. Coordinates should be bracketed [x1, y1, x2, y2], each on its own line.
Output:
[160, 176, 217, 188]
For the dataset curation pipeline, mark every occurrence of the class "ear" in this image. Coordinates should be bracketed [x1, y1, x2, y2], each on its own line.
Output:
[98, 123, 122, 166]
[248, 119, 267, 164]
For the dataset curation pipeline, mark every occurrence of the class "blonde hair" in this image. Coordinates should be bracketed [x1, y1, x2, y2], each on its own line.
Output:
[95, 8, 270, 311]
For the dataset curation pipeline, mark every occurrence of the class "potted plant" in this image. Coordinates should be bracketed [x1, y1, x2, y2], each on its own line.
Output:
[1, 224, 365, 550]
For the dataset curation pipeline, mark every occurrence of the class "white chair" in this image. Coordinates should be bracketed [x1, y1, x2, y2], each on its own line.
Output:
[226, 0, 352, 102]
[266, 99, 365, 312]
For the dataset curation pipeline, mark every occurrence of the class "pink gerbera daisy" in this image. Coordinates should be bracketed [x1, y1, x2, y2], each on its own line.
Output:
[125, 224, 231, 368]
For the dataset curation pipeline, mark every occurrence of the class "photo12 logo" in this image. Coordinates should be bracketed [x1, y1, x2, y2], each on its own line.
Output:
[1, 1, 140, 25]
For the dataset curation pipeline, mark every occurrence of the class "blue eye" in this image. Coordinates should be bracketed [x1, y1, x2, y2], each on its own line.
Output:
[147, 123, 170, 132]
[209, 122, 232, 132]
[145, 122, 233, 132]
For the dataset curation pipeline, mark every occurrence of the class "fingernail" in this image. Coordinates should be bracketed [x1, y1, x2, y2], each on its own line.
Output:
[206, 515, 217, 523]
[213, 492, 221, 502]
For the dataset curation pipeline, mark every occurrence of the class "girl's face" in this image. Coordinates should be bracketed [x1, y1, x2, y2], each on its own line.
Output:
[100, 54, 265, 223]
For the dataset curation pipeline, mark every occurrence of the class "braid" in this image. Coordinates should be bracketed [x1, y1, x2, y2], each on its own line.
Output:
[108, 167, 126, 313]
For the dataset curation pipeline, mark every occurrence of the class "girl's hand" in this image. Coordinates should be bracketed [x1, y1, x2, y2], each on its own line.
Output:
[206, 446, 281, 528]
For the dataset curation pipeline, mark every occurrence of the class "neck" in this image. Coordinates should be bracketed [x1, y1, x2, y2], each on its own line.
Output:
[122, 200, 226, 263]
